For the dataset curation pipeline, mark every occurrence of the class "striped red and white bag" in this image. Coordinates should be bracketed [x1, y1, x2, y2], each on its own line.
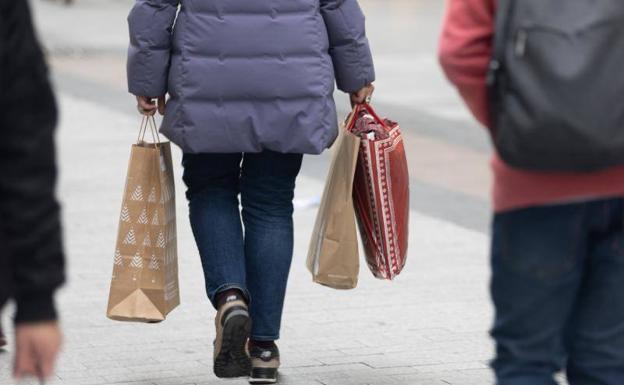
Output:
[350, 104, 410, 280]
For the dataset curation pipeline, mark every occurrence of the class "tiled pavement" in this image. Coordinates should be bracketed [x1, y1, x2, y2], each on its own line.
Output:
[1, 1, 497, 384]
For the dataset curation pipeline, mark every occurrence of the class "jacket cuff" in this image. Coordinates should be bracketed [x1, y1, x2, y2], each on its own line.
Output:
[127, 45, 169, 97]
[335, 65, 376, 94]
[15, 292, 57, 324]
[331, 42, 376, 93]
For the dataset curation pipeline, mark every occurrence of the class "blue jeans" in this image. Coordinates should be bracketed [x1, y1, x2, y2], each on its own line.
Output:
[182, 151, 303, 341]
[491, 198, 624, 385]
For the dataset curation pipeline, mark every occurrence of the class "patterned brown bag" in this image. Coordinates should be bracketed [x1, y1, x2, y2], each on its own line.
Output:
[107, 117, 180, 322]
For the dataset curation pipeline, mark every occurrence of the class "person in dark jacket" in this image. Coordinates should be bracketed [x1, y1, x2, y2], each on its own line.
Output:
[0, 0, 65, 380]
[127, 0, 375, 383]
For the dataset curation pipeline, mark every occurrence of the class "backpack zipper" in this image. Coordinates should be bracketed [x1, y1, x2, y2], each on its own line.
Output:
[515, 29, 528, 57]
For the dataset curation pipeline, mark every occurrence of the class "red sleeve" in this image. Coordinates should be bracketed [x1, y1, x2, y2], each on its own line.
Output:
[438, 0, 496, 128]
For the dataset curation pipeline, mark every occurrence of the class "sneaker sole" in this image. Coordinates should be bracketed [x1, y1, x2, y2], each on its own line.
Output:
[249, 368, 278, 384]
[214, 314, 252, 378]
[249, 377, 278, 384]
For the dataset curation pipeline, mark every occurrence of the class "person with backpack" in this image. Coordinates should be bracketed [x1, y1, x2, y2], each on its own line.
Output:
[439, 0, 624, 384]
[127, 0, 375, 383]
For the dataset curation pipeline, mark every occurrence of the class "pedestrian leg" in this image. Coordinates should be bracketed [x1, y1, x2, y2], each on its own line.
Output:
[490, 204, 588, 385]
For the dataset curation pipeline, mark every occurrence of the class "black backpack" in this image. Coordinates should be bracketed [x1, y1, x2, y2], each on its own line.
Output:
[488, 0, 624, 171]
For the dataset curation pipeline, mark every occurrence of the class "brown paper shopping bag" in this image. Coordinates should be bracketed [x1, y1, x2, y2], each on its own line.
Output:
[107, 117, 180, 322]
[306, 111, 361, 289]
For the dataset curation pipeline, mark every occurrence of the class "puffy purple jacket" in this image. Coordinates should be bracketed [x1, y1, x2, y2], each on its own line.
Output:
[127, 0, 375, 154]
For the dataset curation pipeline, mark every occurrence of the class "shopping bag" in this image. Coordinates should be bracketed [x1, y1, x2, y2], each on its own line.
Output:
[351, 104, 410, 280]
[306, 111, 362, 290]
[107, 117, 180, 322]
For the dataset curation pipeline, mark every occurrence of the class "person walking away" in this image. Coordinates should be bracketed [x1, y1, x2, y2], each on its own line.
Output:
[439, 1, 624, 384]
[126, 0, 375, 383]
[0, 0, 65, 381]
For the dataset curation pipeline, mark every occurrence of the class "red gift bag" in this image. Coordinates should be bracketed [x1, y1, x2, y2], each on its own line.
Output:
[349, 104, 410, 280]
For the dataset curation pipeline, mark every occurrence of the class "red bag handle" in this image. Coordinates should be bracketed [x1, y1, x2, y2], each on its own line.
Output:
[345, 104, 363, 130]
[346, 103, 388, 132]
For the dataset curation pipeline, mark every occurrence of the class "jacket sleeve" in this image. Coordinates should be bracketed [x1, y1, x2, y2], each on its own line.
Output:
[320, 0, 375, 93]
[438, 0, 495, 128]
[0, 0, 65, 324]
[127, 0, 180, 97]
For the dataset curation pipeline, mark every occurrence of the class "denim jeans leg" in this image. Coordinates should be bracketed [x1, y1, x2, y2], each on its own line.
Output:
[182, 153, 249, 307]
[240, 151, 303, 341]
[566, 199, 624, 385]
[490, 204, 588, 385]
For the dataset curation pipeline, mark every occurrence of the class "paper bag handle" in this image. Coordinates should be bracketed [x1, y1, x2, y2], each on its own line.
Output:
[137, 115, 162, 146]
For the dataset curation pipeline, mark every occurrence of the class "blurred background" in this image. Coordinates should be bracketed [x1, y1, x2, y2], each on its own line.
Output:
[1, 1, 496, 384]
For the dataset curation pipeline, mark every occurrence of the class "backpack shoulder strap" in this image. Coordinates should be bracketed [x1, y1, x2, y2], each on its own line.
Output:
[492, 0, 515, 63]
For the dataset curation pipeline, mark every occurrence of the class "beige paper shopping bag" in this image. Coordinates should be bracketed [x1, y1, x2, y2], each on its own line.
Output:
[107, 117, 180, 322]
[306, 113, 361, 289]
